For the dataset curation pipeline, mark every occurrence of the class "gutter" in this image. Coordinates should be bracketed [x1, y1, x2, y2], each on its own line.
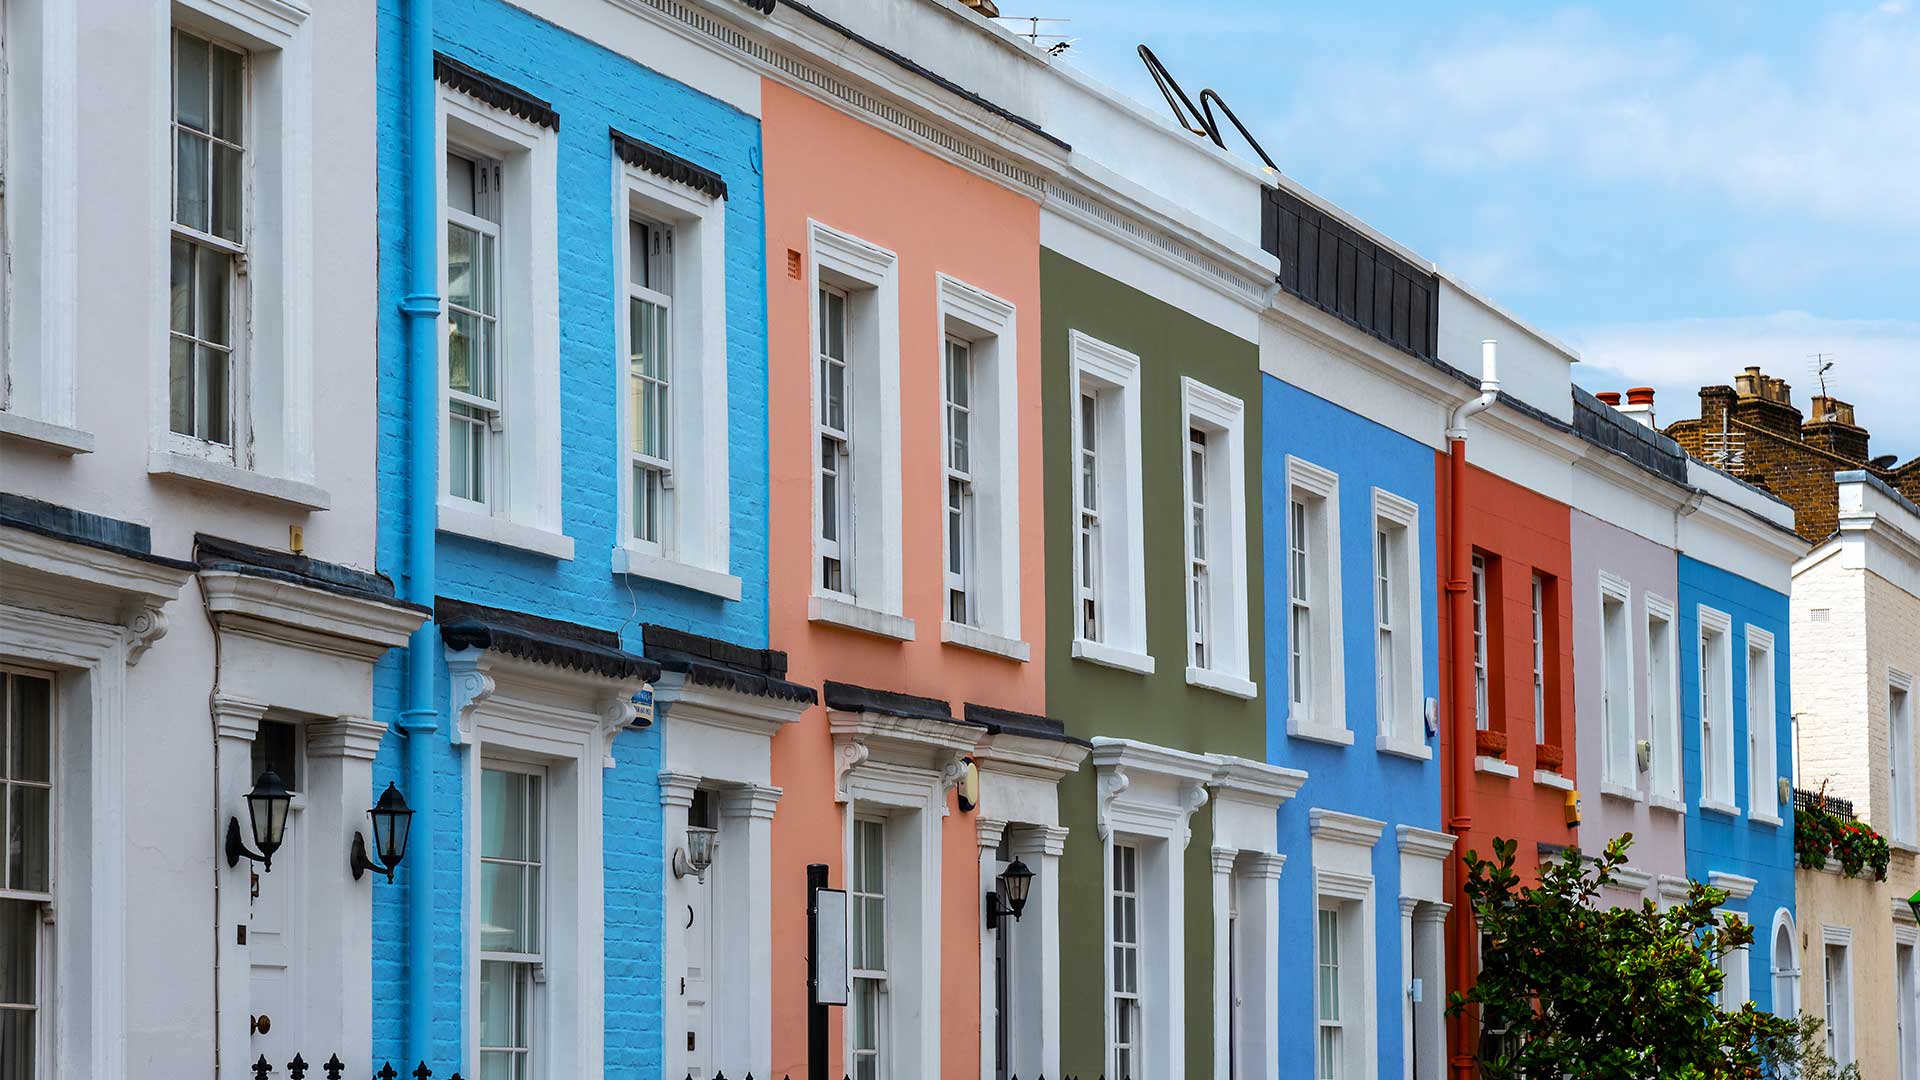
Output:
[399, 0, 442, 1067]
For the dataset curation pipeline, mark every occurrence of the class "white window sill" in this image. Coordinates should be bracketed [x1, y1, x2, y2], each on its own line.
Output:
[1749, 811, 1782, 828]
[941, 621, 1030, 662]
[1474, 755, 1519, 779]
[1650, 794, 1688, 815]
[1600, 781, 1641, 803]
[612, 544, 741, 601]
[149, 450, 332, 511]
[1534, 770, 1575, 792]
[1071, 638, 1155, 675]
[1375, 736, 1432, 761]
[437, 500, 574, 560]
[1893, 840, 1920, 855]
[1698, 798, 1742, 819]
[1290, 722, 1355, 748]
[1186, 665, 1256, 699]
[809, 594, 916, 642]
[0, 412, 94, 455]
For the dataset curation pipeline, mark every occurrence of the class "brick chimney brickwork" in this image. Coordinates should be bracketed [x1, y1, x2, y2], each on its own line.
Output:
[1663, 367, 1920, 543]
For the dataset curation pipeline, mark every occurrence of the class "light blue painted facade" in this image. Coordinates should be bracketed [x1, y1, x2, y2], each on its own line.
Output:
[372, 0, 769, 1071]
[1262, 376, 1443, 1073]
[1678, 554, 1795, 1013]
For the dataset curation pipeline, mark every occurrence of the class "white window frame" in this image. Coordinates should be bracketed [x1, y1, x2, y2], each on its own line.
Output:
[1471, 554, 1490, 732]
[1746, 626, 1779, 825]
[935, 274, 1023, 660]
[1110, 840, 1143, 1080]
[849, 814, 889, 1080]
[1896, 930, 1919, 1080]
[433, 82, 568, 560]
[0, 664, 54, 1080]
[1315, 904, 1345, 1080]
[458, 659, 613, 1080]
[1531, 572, 1548, 746]
[1181, 378, 1251, 697]
[1598, 572, 1635, 792]
[477, 760, 546, 1079]
[610, 159, 735, 599]
[1697, 605, 1737, 815]
[806, 221, 907, 638]
[1370, 489, 1424, 757]
[1070, 331, 1149, 674]
[1286, 456, 1346, 744]
[1890, 668, 1916, 846]
[1769, 908, 1799, 1019]
[1647, 594, 1682, 806]
[1717, 914, 1751, 1007]
[1308, 808, 1382, 1080]
[148, 0, 322, 501]
[0, 0, 85, 451]
[1823, 927, 1852, 1067]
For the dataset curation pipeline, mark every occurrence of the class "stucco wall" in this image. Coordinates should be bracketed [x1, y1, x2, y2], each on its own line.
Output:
[372, 0, 773, 1070]
[1570, 509, 1685, 888]
[757, 77, 1047, 1080]
[1039, 247, 1264, 1079]
[1262, 375, 1442, 1076]
[1794, 868, 1899, 1073]
[1678, 555, 1795, 1013]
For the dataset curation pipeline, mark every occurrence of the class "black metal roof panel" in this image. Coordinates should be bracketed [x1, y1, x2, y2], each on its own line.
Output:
[1570, 386, 1689, 486]
[963, 703, 1090, 747]
[823, 680, 972, 725]
[1263, 185, 1438, 362]
[437, 597, 659, 682]
[642, 624, 816, 705]
[611, 130, 727, 201]
[194, 534, 425, 612]
[434, 53, 558, 131]
[0, 492, 195, 570]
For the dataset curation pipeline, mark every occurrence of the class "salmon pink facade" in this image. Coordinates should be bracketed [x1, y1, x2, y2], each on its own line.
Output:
[759, 79, 1058, 1080]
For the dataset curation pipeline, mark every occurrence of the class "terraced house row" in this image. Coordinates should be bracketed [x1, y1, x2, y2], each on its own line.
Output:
[3, 0, 1915, 1078]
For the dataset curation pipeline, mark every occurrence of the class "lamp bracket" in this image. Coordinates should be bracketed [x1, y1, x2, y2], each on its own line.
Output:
[225, 817, 271, 872]
[350, 831, 397, 883]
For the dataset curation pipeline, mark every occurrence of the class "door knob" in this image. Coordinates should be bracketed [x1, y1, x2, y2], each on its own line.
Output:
[250, 1014, 272, 1036]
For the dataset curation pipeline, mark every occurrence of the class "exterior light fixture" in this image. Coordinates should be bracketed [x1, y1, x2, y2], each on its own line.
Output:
[984, 857, 1035, 930]
[673, 826, 718, 884]
[226, 767, 293, 872]
[351, 782, 415, 883]
[1909, 886, 1920, 925]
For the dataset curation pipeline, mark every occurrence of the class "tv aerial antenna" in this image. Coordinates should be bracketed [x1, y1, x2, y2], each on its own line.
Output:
[996, 16, 1074, 55]
[1809, 353, 1838, 420]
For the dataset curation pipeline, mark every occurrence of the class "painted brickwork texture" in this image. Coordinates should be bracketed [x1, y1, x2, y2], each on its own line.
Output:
[1263, 374, 1441, 1077]
[372, 0, 770, 1072]
[1678, 555, 1795, 1014]
[1040, 248, 1263, 1080]
[1665, 369, 1920, 543]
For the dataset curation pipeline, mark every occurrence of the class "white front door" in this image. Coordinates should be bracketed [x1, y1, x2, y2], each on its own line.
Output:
[248, 800, 304, 1070]
[684, 872, 713, 1077]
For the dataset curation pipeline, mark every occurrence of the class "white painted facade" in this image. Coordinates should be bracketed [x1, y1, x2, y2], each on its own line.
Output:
[0, 2, 412, 1077]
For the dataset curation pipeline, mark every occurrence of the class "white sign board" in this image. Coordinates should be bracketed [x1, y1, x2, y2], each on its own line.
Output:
[812, 887, 849, 1006]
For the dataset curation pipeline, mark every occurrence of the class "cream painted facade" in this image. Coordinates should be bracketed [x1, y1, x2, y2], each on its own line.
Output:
[1791, 473, 1920, 1076]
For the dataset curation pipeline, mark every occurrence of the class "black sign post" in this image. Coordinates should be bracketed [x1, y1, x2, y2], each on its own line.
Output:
[806, 862, 848, 1080]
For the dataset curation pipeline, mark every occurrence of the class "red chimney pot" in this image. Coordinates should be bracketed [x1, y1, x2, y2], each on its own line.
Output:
[1596, 391, 1623, 406]
[1626, 387, 1655, 406]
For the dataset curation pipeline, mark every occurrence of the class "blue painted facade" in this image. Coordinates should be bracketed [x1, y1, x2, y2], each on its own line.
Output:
[1261, 376, 1443, 1072]
[372, 0, 769, 1071]
[1677, 554, 1795, 1012]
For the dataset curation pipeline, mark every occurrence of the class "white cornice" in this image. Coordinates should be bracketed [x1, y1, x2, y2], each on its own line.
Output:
[1087, 737, 1219, 783]
[198, 570, 426, 661]
[973, 731, 1090, 783]
[1206, 755, 1307, 809]
[651, 669, 809, 740]
[1309, 808, 1387, 849]
[1708, 871, 1758, 902]
[1395, 824, 1457, 862]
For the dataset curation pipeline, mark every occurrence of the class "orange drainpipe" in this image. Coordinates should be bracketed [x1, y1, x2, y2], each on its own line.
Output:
[1445, 342, 1499, 1078]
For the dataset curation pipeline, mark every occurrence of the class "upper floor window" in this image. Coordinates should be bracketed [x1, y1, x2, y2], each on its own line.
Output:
[445, 150, 501, 507]
[609, 135, 736, 596]
[1371, 489, 1423, 753]
[1069, 332, 1148, 673]
[0, 669, 52, 1077]
[1599, 574, 1633, 787]
[1746, 627, 1778, 823]
[1647, 596, 1681, 802]
[1182, 379, 1252, 697]
[807, 223, 904, 631]
[1286, 456, 1345, 742]
[169, 30, 246, 455]
[1892, 672, 1916, 846]
[1531, 572, 1548, 745]
[945, 336, 975, 625]
[1471, 554, 1490, 731]
[1698, 606, 1735, 811]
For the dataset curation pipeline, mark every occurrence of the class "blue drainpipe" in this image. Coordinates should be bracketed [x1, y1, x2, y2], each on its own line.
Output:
[399, 0, 441, 1067]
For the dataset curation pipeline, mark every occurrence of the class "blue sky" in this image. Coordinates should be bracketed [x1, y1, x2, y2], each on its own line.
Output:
[1007, 1, 1920, 453]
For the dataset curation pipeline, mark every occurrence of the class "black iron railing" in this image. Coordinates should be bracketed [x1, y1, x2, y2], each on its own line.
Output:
[246, 1057, 459, 1080]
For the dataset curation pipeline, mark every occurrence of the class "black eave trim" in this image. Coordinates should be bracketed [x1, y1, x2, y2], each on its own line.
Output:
[0, 492, 195, 570]
[434, 53, 559, 131]
[436, 597, 659, 682]
[195, 534, 425, 612]
[611, 130, 727, 201]
[641, 624, 816, 705]
[963, 703, 1090, 747]
[823, 680, 970, 725]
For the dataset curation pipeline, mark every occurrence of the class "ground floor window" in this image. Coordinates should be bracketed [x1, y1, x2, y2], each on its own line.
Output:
[1111, 841, 1140, 1080]
[0, 669, 53, 1079]
[479, 764, 545, 1080]
[1316, 906, 1343, 1079]
[850, 816, 888, 1080]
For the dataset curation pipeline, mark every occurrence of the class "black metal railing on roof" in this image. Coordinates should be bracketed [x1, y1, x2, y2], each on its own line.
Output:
[1262, 185, 1438, 362]
[1794, 787, 1855, 819]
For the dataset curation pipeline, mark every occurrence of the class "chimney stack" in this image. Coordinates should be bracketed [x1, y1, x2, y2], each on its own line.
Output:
[1730, 366, 1802, 438]
[1618, 386, 1657, 429]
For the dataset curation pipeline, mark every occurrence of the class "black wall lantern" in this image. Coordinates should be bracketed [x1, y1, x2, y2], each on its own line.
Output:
[984, 857, 1034, 930]
[226, 767, 293, 872]
[351, 782, 415, 883]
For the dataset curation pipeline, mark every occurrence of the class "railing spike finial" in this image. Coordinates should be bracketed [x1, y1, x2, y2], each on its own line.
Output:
[322, 1053, 346, 1080]
[413, 1062, 433, 1080]
[375, 1062, 399, 1080]
[252, 1054, 274, 1080]
[288, 1053, 309, 1080]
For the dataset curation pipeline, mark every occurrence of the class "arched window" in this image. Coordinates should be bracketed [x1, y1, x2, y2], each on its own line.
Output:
[1770, 909, 1800, 1017]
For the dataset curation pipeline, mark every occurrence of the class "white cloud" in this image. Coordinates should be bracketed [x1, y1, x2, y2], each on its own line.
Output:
[1568, 311, 1920, 456]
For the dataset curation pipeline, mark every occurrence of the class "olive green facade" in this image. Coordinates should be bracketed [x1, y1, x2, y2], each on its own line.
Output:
[1041, 248, 1265, 1078]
